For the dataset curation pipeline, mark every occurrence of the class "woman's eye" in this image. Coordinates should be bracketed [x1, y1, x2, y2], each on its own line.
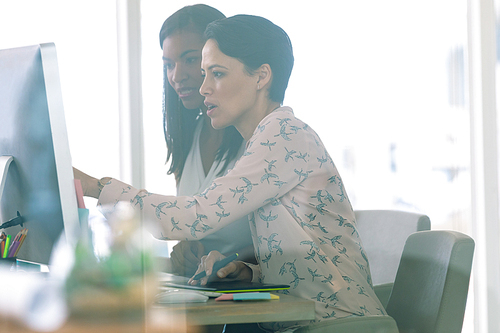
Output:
[186, 57, 198, 65]
[164, 63, 174, 71]
[213, 71, 223, 78]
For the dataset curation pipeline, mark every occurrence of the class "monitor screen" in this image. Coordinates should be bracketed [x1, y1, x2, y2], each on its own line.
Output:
[0, 43, 80, 265]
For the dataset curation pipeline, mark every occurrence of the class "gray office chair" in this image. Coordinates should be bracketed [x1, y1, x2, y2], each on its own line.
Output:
[355, 210, 431, 307]
[386, 230, 474, 333]
[295, 230, 474, 333]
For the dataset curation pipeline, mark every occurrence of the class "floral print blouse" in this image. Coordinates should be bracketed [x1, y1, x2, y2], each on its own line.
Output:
[98, 106, 386, 331]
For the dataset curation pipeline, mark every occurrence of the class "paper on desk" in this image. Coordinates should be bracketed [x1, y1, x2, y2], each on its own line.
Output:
[0, 231, 75, 331]
[0, 266, 68, 331]
[215, 292, 279, 301]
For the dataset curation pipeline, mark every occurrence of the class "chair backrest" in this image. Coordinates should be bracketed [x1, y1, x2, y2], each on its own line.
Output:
[385, 230, 474, 333]
[355, 210, 431, 285]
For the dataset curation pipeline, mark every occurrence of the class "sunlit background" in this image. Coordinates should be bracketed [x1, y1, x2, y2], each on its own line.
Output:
[1, 0, 499, 331]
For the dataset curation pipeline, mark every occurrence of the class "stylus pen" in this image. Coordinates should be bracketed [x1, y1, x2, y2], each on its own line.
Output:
[193, 253, 239, 280]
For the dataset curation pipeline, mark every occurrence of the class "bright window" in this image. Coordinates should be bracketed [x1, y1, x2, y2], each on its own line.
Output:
[0, 0, 121, 207]
[141, 0, 471, 233]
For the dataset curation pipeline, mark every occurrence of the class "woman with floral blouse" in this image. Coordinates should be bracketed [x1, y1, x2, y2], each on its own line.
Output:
[75, 14, 386, 333]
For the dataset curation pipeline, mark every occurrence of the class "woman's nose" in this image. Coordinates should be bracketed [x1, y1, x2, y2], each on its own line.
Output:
[171, 63, 187, 84]
[199, 76, 210, 96]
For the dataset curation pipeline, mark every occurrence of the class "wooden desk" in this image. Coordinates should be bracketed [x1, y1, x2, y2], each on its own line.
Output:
[1, 293, 315, 333]
[149, 293, 316, 326]
[153, 272, 316, 326]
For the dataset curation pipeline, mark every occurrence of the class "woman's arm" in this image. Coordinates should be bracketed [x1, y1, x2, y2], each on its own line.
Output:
[73, 167, 109, 199]
[98, 109, 313, 242]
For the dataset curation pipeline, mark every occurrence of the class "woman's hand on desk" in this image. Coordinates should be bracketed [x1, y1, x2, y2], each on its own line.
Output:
[170, 240, 205, 277]
[188, 250, 252, 286]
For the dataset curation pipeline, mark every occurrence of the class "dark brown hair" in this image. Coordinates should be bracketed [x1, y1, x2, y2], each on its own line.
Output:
[159, 4, 243, 180]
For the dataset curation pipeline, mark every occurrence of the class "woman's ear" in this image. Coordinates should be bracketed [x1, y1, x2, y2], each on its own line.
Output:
[257, 64, 272, 90]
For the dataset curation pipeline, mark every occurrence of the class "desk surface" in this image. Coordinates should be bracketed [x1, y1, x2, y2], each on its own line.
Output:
[1, 293, 315, 332]
[149, 293, 316, 326]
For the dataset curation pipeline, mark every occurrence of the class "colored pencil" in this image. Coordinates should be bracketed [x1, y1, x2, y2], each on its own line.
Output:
[13, 229, 27, 257]
[3, 235, 11, 258]
[8, 241, 19, 258]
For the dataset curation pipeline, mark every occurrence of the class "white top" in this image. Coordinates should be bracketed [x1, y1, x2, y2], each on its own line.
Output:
[177, 117, 252, 255]
[99, 107, 386, 331]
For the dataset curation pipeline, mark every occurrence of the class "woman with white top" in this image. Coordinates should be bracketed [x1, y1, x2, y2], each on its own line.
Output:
[158, 4, 253, 276]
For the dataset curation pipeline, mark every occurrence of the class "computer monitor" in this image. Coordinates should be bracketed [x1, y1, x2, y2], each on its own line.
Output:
[0, 43, 80, 265]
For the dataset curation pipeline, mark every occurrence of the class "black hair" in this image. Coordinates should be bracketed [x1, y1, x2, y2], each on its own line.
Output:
[204, 14, 294, 104]
[159, 4, 243, 181]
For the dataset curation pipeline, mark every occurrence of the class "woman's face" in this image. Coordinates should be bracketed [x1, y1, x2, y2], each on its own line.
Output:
[162, 30, 206, 110]
[200, 39, 260, 136]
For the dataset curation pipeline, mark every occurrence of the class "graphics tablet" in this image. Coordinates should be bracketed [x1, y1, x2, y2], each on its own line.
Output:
[162, 280, 290, 293]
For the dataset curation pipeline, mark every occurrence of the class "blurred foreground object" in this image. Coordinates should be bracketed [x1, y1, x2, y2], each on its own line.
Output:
[0, 203, 194, 332]
[65, 202, 156, 319]
[0, 266, 67, 331]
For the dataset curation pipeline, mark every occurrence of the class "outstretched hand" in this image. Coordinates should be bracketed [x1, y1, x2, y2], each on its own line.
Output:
[188, 250, 252, 286]
[73, 167, 100, 198]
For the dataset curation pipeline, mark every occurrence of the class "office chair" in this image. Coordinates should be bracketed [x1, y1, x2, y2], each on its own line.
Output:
[355, 209, 431, 307]
[295, 230, 474, 333]
[385, 230, 474, 333]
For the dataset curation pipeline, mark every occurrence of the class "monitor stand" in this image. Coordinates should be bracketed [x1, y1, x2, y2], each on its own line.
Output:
[0, 155, 13, 213]
[0, 156, 48, 272]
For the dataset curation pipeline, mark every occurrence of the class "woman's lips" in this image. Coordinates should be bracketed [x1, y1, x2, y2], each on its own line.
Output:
[205, 102, 218, 116]
[177, 88, 197, 98]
